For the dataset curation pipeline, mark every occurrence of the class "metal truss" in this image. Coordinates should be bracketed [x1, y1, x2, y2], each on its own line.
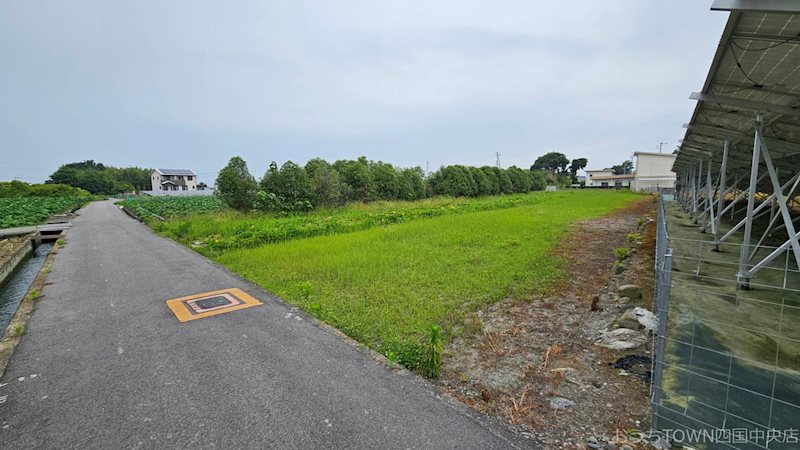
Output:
[675, 113, 800, 290]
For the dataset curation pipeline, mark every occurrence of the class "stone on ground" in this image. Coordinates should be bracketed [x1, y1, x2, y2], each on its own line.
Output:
[617, 284, 642, 300]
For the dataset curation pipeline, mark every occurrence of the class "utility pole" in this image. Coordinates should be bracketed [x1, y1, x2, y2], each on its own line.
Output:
[495, 152, 501, 168]
[658, 142, 667, 153]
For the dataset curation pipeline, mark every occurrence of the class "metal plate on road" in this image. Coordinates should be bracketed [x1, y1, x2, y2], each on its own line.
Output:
[166, 288, 262, 322]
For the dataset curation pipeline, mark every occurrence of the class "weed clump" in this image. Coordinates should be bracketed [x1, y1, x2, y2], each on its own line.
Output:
[423, 325, 443, 378]
[615, 247, 631, 261]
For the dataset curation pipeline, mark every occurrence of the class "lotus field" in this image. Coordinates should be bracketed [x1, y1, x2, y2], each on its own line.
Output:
[122, 195, 224, 219]
[0, 196, 90, 228]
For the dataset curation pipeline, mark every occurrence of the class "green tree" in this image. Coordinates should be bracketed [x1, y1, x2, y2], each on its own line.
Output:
[611, 160, 634, 175]
[489, 167, 513, 194]
[428, 165, 477, 197]
[259, 161, 314, 211]
[529, 170, 547, 191]
[470, 167, 492, 196]
[398, 167, 426, 200]
[333, 157, 374, 202]
[215, 156, 257, 211]
[480, 167, 501, 195]
[108, 167, 151, 191]
[531, 152, 570, 176]
[47, 160, 152, 194]
[304, 158, 331, 179]
[370, 161, 400, 200]
[569, 158, 588, 182]
[312, 165, 348, 207]
[506, 166, 532, 193]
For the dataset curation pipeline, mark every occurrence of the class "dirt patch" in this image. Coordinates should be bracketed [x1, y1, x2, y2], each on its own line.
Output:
[439, 197, 657, 449]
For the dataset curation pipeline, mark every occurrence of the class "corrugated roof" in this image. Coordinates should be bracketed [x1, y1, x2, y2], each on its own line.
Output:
[591, 174, 635, 180]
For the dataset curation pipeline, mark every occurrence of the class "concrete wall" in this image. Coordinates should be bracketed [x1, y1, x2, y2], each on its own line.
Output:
[633, 153, 676, 192]
[0, 239, 33, 287]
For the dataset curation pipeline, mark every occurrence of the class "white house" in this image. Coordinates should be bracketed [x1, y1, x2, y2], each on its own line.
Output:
[585, 168, 634, 188]
[631, 152, 677, 192]
[584, 152, 676, 192]
[588, 173, 635, 188]
[150, 169, 198, 192]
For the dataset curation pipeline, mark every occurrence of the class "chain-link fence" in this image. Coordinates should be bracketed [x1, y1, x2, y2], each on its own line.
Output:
[650, 196, 800, 449]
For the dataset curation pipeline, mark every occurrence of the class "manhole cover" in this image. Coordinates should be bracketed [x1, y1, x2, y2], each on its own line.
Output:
[195, 296, 231, 309]
[188, 295, 238, 313]
[166, 288, 262, 322]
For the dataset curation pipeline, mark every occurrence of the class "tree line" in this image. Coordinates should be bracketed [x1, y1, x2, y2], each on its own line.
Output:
[215, 156, 553, 212]
[0, 180, 90, 198]
[47, 160, 151, 194]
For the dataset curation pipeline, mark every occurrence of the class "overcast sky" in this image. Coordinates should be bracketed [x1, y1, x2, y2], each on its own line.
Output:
[0, 1, 728, 184]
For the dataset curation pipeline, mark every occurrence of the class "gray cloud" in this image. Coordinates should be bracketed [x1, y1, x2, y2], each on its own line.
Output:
[0, 1, 727, 184]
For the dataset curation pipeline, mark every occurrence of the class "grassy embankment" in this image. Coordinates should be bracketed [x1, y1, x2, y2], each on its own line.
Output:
[138, 190, 643, 371]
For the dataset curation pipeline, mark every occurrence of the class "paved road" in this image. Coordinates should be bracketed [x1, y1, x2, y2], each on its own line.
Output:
[0, 201, 529, 449]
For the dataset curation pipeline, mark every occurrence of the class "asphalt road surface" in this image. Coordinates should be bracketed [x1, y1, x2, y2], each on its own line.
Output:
[0, 200, 531, 449]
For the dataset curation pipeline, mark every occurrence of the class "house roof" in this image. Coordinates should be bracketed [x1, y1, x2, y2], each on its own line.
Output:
[634, 152, 676, 158]
[161, 179, 186, 186]
[154, 169, 197, 176]
[591, 174, 636, 180]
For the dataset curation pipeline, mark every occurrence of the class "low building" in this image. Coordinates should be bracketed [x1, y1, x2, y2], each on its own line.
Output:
[631, 152, 676, 192]
[150, 169, 198, 192]
[589, 173, 635, 188]
[585, 169, 614, 187]
[584, 152, 677, 192]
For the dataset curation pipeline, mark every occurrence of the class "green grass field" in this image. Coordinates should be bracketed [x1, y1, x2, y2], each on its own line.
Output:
[205, 190, 642, 371]
[150, 192, 565, 254]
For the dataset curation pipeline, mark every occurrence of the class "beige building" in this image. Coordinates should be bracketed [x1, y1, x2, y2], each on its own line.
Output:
[631, 152, 676, 192]
[150, 169, 198, 192]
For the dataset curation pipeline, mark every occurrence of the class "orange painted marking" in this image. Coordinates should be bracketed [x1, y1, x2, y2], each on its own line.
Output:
[166, 288, 262, 322]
